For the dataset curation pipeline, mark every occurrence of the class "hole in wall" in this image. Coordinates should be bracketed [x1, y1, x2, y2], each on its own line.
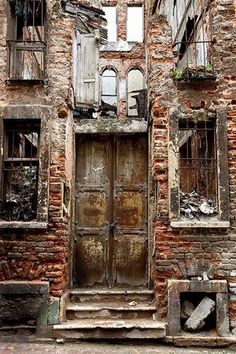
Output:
[180, 292, 216, 334]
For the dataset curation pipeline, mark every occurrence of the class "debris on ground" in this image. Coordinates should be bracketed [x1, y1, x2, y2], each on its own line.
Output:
[180, 191, 217, 219]
[181, 300, 195, 320]
[184, 296, 215, 331]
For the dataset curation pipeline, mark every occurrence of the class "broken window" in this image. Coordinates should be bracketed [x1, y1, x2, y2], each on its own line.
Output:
[7, 0, 46, 81]
[127, 69, 145, 117]
[179, 119, 217, 219]
[101, 68, 117, 116]
[103, 6, 117, 42]
[0, 120, 40, 221]
[169, 110, 229, 226]
[171, 0, 215, 80]
[126, 6, 143, 42]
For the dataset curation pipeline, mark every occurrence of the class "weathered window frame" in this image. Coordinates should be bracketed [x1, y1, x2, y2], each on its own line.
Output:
[170, 0, 215, 80]
[126, 5, 144, 43]
[0, 115, 49, 229]
[6, 0, 46, 83]
[169, 108, 229, 228]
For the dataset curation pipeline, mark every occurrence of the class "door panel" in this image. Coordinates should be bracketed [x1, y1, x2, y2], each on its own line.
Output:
[115, 136, 147, 185]
[113, 135, 148, 286]
[75, 233, 108, 286]
[75, 136, 110, 287]
[114, 191, 146, 228]
[113, 233, 148, 286]
[77, 138, 109, 185]
[77, 191, 108, 228]
[74, 134, 148, 288]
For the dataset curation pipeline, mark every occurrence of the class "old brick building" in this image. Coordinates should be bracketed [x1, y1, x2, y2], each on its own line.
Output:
[0, 0, 236, 345]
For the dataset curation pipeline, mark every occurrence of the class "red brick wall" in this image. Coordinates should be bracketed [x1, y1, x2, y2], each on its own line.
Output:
[0, 0, 73, 297]
[147, 0, 236, 332]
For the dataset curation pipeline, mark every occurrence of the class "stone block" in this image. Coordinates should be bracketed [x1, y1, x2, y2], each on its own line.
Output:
[48, 297, 60, 325]
[216, 293, 230, 336]
[181, 300, 195, 319]
[184, 296, 215, 331]
[0, 281, 49, 332]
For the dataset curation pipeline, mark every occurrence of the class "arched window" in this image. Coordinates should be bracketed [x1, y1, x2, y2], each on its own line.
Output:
[101, 68, 117, 115]
[127, 69, 144, 117]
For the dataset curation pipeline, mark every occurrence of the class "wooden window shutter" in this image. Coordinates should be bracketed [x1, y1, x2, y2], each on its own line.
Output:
[75, 32, 100, 107]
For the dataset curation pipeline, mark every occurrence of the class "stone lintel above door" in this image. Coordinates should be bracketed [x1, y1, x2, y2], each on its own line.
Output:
[74, 119, 148, 134]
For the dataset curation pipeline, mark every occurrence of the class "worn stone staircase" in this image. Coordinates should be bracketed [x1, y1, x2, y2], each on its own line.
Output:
[53, 289, 167, 339]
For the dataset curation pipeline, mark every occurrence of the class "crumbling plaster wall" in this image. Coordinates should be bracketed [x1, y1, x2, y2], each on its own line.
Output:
[0, 0, 75, 298]
[100, 0, 146, 118]
[147, 0, 236, 334]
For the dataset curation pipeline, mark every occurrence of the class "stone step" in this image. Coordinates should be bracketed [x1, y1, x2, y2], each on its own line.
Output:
[66, 302, 157, 320]
[69, 289, 154, 304]
[53, 319, 166, 339]
[67, 302, 156, 311]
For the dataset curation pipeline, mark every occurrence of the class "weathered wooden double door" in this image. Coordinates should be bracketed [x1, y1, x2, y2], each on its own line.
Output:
[74, 134, 148, 288]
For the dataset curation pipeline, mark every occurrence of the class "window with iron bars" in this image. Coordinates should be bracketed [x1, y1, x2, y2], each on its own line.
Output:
[172, 0, 215, 80]
[169, 110, 229, 227]
[0, 120, 40, 221]
[179, 119, 217, 219]
[7, 0, 46, 82]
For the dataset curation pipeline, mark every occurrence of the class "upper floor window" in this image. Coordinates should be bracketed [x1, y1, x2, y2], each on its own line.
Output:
[171, 0, 215, 80]
[127, 68, 145, 117]
[126, 6, 143, 42]
[101, 68, 117, 116]
[7, 0, 46, 82]
[103, 6, 117, 42]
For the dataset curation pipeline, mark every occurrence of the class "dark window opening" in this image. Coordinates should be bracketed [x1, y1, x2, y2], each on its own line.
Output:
[7, 0, 46, 81]
[179, 119, 217, 219]
[179, 15, 198, 59]
[0, 120, 40, 221]
[180, 292, 216, 333]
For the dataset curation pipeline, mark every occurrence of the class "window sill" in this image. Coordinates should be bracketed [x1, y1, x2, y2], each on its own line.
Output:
[170, 219, 230, 228]
[6, 79, 44, 86]
[0, 221, 48, 229]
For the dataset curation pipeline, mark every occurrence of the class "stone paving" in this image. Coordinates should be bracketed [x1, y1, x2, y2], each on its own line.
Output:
[0, 342, 236, 354]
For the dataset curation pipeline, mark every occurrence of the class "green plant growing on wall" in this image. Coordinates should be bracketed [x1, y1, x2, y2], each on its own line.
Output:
[172, 69, 183, 79]
[205, 63, 213, 72]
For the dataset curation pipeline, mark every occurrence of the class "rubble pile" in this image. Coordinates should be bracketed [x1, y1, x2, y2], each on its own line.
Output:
[181, 297, 216, 332]
[180, 191, 217, 219]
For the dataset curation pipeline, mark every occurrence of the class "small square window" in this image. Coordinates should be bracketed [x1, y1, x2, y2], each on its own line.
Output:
[0, 120, 40, 221]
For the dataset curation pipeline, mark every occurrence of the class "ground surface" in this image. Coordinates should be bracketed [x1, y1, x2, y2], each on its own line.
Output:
[0, 342, 236, 354]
